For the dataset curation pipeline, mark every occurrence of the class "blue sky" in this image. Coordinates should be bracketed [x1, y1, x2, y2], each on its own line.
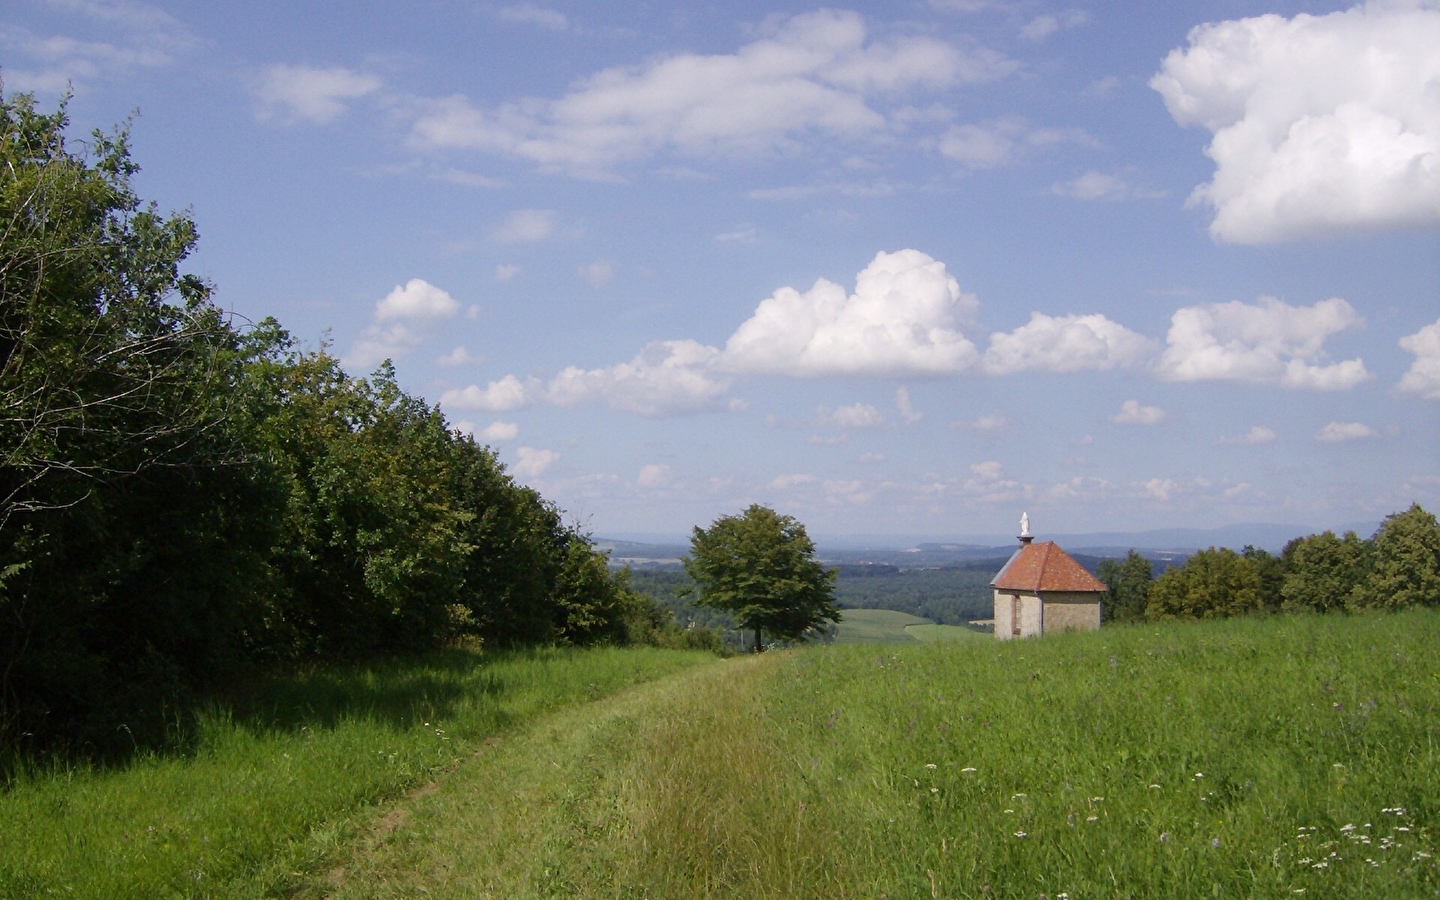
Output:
[4, 0, 1437, 539]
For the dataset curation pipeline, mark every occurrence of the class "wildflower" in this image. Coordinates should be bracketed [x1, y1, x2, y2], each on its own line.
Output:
[1340, 824, 1356, 833]
[931, 788, 939, 794]
[1004, 809, 1014, 814]
[1013, 831, 1028, 838]
[1149, 784, 1162, 790]
[1086, 815, 1098, 822]
[1332, 762, 1344, 768]
[1091, 796, 1104, 802]
[1013, 793, 1027, 799]
[1194, 772, 1204, 779]
[1212, 838, 1221, 848]
[1159, 833, 1168, 843]
[926, 763, 937, 770]
[961, 767, 977, 773]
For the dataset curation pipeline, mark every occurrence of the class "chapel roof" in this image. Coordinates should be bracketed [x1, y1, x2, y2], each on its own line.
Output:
[991, 540, 1107, 593]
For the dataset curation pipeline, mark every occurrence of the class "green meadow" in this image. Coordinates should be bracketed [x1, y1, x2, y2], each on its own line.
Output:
[5, 611, 1439, 898]
[834, 608, 985, 644]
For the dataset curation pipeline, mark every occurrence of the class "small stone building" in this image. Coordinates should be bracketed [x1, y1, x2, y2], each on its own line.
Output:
[991, 533, 1106, 640]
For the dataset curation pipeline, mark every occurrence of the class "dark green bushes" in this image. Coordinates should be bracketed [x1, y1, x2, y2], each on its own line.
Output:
[0, 91, 693, 759]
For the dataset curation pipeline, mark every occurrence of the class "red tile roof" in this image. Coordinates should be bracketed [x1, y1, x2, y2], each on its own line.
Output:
[991, 540, 1107, 593]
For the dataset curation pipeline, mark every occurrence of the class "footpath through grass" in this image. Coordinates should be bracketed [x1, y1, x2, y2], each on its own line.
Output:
[0, 646, 716, 899]
[316, 610, 1439, 899]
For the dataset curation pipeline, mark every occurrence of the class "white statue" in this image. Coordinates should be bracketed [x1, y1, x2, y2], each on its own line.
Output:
[1020, 511, 1031, 537]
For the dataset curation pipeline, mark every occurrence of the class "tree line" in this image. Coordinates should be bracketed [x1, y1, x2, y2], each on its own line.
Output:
[1098, 504, 1440, 623]
[0, 93, 715, 758]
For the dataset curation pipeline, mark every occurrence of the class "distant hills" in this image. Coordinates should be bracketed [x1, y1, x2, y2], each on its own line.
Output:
[598, 520, 1383, 567]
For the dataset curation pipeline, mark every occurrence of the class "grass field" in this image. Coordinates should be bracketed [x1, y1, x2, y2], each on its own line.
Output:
[6, 611, 1438, 898]
[835, 608, 985, 643]
[307, 610, 1440, 899]
[0, 646, 716, 899]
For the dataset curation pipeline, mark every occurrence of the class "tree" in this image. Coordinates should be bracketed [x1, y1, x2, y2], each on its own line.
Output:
[1280, 530, 1371, 613]
[684, 504, 839, 651]
[1353, 504, 1440, 610]
[1096, 550, 1153, 623]
[1145, 547, 1264, 620]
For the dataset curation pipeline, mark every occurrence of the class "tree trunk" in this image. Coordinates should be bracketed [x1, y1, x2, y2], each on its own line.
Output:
[753, 626, 762, 652]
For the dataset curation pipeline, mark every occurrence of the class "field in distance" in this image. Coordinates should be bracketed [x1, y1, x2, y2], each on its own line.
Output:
[833, 608, 986, 643]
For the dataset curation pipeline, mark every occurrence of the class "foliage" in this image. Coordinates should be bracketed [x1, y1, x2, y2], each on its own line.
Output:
[1280, 530, 1372, 613]
[1096, 549, 1153, 623]
[1146, 546, 1264, 620]
[1355, 503, 1440, 610]
[685, 504, 840, 650]
[0, 91, 694, 758]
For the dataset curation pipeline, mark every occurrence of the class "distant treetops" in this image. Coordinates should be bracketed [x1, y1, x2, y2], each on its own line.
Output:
[1098, 504, 1440, 623]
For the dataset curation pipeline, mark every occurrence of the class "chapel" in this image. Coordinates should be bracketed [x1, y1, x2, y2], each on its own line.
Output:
[991, 513, 1107, 639]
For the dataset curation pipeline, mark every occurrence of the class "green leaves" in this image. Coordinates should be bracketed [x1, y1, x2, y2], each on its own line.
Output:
[685, 504, 839, 648]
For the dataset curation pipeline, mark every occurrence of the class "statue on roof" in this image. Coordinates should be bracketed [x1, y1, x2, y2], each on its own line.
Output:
[1020, 511, 1031, 537]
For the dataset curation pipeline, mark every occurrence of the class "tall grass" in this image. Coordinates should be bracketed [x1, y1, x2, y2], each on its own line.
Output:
[319, 610, 1439, 899]
[0, 646, 715, 899]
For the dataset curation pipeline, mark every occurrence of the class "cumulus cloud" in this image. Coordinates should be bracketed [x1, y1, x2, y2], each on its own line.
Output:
[1112, 400, 1167, 425]
[255, 64, 381, 123]
[488, 209, 555, 243]
[1219, 425, 1278, 446]
[937, 116, 1094, 169]
[770, 473, 819, 490]
[1050, 171, 1164, 201]
[440, 374, 535, 412]
[0, 0, 197, 93]
[1317, 421, 1376, 443]
[637, 464, 672, 488]
[1397, 318, 1440, 399]
[495, 263, 522, 281]
[408, 10, 1014, 174]
[818, 402, 886, 429]
[1151, 3, 1440, 243]
[545, 340, 730, 416]
[722, 249, 979, 376]
[376, 278, 459, 320]
[953, 414, 1008, 433]
[479, 421, 519, 441]
[1156, 296, 1370, 389]
[346, 278, 460, 367]
[982, 312, 1156, 374]
[513, 446, 559, 478]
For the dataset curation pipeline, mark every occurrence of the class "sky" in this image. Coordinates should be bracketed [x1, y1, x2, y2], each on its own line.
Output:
[3, 0, 1438, 540]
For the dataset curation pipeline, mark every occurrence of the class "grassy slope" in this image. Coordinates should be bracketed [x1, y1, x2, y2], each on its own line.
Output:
[313, 611, 1439, 899]
[0, 647, 716, 900]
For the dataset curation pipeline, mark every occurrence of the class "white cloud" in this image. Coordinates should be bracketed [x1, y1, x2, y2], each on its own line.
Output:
[345, 322, 422, 369]
[1397, 318, 1440, 399]
[770, 473, 819, 490]
[375, 278, 459, 320]
[545, 340, 731, 416]
[1082, 76, 1122, 100]
[1050, 171, 1163, 201]
[858, 451, 886, 463]
[255, 64, 381, 124]
[824, 479, 873, 505]
[1317, 421, 1377, 443]
[715, 226, 758, 243]
[1218, 425, 1278, 446]
[438, 168, 507, 188]
[818, 402, 886, 429]
[937, 116, 1094, 168]
[0, 0, 197, 93]
[440, 374, 535, 411]
[953, 414, 1008, 433]
[497, 4, 567, 29]
[513, 446, 559, 478]
[637, 464, 672, 487]
[437, 346, 482, 367]
[1021, 10, 1090, 41]
[808, 434, 848, 446]
[488, 209, 555, 243]
[407, 10, 1014, 174]
[1111, 400, 1167, 425]
[1156, 296, 1371, 389]
[1151, 3, 1440, 243]
[495, 264, 522, 281]
[580, 259, 615, 287]
[480, 421, 519, 441]
[721, 249, 980, 376]
[982, 312, 1156, 374]
[896, 387, 922, 423]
